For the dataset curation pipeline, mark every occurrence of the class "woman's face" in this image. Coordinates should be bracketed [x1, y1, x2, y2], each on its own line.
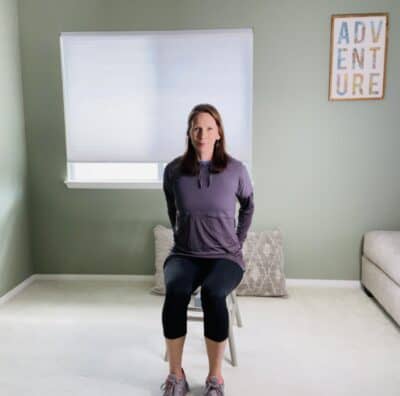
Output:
[189, 112, 220, 157]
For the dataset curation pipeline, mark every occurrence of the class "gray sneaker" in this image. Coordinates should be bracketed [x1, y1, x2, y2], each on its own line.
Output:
[160, 368, 190, 396]
[203, 376, 224, 396]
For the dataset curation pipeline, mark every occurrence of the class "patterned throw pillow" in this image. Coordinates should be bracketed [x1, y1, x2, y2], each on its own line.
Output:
[236, 229, 288, 297]
[150, 225, 288, 297]
[151, 224, 174, 295]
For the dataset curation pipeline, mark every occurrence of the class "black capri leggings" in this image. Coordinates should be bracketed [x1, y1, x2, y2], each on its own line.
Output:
[162, 255, 244, 342]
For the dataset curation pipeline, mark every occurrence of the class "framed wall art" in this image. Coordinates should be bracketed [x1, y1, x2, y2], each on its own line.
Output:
[328, 13, 389, 101]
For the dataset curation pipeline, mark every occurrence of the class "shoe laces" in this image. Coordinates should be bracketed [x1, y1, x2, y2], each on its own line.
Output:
[160, 375, 177, 396]
[203, 377, 224, 396]
[160, 373, 187, 396]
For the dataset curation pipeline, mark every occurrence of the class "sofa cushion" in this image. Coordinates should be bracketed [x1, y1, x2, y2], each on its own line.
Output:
[363, 231, 400, 286]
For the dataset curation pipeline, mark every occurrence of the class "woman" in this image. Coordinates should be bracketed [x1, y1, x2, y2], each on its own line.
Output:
[160, 103, 255, 396]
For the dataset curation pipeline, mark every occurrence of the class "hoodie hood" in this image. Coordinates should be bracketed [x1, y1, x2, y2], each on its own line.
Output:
[197, 160, 212, 189]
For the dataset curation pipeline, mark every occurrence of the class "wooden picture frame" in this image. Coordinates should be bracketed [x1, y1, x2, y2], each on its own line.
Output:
[328, 12, 389, 101]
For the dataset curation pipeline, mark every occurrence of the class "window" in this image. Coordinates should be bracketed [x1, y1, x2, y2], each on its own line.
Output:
[60, 29, 253, 188]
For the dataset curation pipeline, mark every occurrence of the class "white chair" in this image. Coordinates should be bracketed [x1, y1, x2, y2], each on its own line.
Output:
[163, 287, 243, 366]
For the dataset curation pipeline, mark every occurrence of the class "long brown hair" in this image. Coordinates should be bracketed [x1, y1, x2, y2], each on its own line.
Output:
[179, 103, 232, 175]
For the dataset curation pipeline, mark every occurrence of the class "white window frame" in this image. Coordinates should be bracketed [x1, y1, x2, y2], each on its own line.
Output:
[64, 161, 254, 189]
[65, 162, 167, 189]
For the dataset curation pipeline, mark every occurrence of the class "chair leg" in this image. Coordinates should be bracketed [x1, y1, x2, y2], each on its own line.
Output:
[231, 290, 243, 328]
[227, 309, 238, 366]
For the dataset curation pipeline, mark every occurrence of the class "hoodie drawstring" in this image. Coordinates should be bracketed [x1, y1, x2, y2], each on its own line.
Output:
[197, 164, 212, 189]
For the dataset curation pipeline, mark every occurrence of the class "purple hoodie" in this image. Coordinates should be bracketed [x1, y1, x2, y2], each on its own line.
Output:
[162, 155, 255, 272]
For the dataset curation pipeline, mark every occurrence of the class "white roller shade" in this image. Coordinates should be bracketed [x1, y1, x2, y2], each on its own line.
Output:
[60, 29, 253, 164]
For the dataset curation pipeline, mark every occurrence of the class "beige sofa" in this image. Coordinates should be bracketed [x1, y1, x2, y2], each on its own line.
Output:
[361, 231, 400, 326]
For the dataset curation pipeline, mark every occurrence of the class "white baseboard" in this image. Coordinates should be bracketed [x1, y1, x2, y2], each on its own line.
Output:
[32, 273, 153, 282]
[0, 274, 36, 305]
[0, 274, 361, 305]
[286, 278, 361, 288]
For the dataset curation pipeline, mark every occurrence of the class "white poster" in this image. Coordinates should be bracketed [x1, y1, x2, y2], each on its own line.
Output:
[329, 13, 388, 101]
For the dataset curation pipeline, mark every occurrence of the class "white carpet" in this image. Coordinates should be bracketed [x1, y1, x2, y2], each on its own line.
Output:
[0, 278, 399, 396]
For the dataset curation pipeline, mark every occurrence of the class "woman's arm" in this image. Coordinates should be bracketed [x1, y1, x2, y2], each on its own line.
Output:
[162, 164, 177, 231]
[235, 164, 255, 247]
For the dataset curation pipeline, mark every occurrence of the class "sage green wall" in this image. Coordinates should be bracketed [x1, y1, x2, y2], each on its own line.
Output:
[0, 0, 32, 297]
[17, 0, 400, 278]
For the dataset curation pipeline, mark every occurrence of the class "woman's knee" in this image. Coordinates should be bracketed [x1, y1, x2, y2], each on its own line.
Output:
[200, 284, 227, 302]
[165, 279, 193, 300]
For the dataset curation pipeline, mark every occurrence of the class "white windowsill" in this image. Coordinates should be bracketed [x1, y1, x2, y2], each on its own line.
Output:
[64, 179, 162, 189]
[64, 175, 255, 190]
